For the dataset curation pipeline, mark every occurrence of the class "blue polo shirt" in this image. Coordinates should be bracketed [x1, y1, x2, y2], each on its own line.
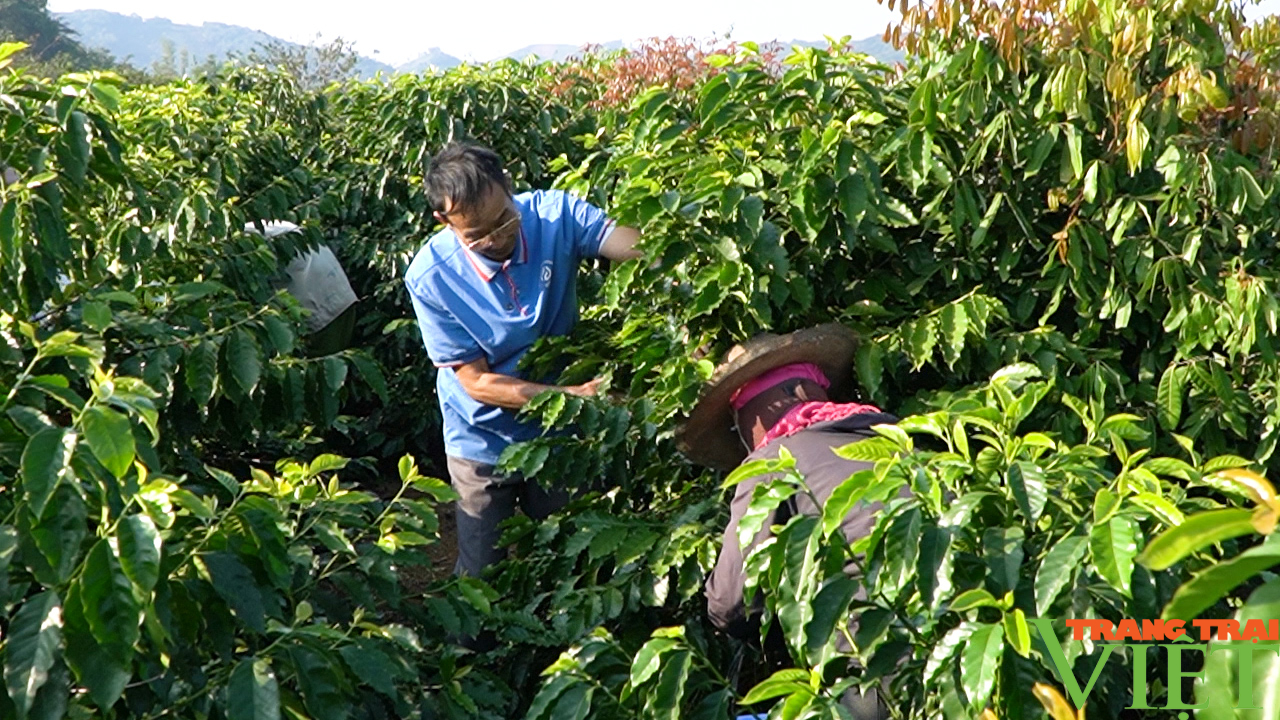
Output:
[404, 189, 616, 465]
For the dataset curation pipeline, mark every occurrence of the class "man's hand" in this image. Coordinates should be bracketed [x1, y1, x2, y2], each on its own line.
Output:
[563, 377, 604, 397]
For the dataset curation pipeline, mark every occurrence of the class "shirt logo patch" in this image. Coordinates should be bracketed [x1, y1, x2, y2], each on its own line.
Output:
[540, 261, 554, 286]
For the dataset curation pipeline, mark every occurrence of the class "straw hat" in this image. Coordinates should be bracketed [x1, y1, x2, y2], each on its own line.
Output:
[675, 323, 859, 471]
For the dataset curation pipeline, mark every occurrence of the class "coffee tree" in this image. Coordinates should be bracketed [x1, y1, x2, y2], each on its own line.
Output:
[4, 0, 1280, 715]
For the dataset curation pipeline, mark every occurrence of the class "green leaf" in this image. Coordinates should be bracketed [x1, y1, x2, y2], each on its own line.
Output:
[62, 583, 128, 711]
[855, 341, 884, 401]
[526, 675, 573, 720]
[1034, 535, 1088, 616]
[80, 540, 141, 650]
[226, 329, 262, 395]
[23, 485, 87, 586]
[58, 111, 91, 185]
[550, 684, 592, 720]
[0, 41, 28, 65]
[821, 470, 877, 537]
[1008, 461, 1047, 523]
[951, 588, 1000, 612]
[939, 301, 970, 367]
[81, 301, 112, 331]
[201, 552, 267, 633]
[833, 437, 898, 462]
[347, 352, 389, 403]
[804, 576, 859, 660]
[323, 355, 348, 396]
[1090, 514, 1139, 597]
[1004, 608, 1031, 657]
[185, 341, 219, 405]
[917, 525, 952, 608]
[984, 526, 1024, 594]
[1163, 536, 1280, 620]
[960, 623, 1004, 710]
[262, 316, 295, 356]
[21, 428, 74, 517]
[926, 622, 979, 686]
[116, 514, 161, 594]
[905, 316, 938, 369]
[4, 592, 62, 718]
[1025, 128, 1058, 177]
[313, 521, 355, 556]
[81, 406, 135, 479]
[737, 479, 799, 551]
[1137, 508, 1256, 571]
[226, 658, 280, 720]
[1237, 166, 1266, 209]
[286, 645, 346, 720]
[1083, 161, 1100, 203]
[1064, 124, 1083, 180]
[649, 648, 691, 720]
[1126, 116, 1150, 174]
[740, 195, 764, 234]
[338, 641, 400, 699]
[881, 507, 923, 594]
[1156, 365, 1187, 431]
[307, 454, 348, 475]
[723, 457, 785, 489]
[630, 637, 677, 687]
[970, 191, 1004, 250]
[741, 668, 812, 705]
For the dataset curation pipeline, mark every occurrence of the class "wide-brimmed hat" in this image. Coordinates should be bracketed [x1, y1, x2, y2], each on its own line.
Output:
[675, 323, 859, 471]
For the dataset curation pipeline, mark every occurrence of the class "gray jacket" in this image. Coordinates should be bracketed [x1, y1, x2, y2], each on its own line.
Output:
[705, 411, 899, 638]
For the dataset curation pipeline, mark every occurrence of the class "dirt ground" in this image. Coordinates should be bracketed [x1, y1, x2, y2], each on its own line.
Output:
[364, 470, 458, 594]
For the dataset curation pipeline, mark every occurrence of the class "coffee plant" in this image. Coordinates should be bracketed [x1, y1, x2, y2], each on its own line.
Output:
[3, 0, 1280, 714]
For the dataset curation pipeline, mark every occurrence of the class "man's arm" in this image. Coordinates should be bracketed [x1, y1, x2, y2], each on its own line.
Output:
[452, 356, 601, 409]
[599, 225, 643, 262]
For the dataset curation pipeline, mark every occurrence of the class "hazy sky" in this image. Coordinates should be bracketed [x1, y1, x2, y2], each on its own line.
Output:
[46, 0, 1280, 66]
[45, 0, 902, 65]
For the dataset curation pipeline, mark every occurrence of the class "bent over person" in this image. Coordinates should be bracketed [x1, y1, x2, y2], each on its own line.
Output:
[405, 142, 641, 578]
[676, 324, 899, 720]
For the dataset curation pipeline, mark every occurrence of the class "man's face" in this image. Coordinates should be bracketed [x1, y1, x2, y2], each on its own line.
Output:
[436, 182, 521, 261]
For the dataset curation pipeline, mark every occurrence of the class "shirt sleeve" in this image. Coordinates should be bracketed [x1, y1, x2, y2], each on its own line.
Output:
[554, 189, 615, 260]
[706, 471, 786, 638]
[405, 276, 484, 368]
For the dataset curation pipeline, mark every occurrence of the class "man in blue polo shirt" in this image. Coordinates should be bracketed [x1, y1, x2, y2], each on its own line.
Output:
[405, 142, 641, 578]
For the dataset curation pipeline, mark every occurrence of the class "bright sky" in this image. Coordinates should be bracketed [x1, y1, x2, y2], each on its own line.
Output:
[45, 0, 1280, 66]
[45, 0, 903, 65]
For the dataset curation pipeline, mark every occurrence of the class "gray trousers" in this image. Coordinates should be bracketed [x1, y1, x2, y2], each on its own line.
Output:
[447, 455, 569, 577]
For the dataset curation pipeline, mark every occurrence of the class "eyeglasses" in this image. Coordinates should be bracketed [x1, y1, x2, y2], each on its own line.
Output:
[458, 205, 521, 252]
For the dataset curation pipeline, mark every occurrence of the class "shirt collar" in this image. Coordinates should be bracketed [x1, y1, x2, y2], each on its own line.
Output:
[459, 228, 528, 282]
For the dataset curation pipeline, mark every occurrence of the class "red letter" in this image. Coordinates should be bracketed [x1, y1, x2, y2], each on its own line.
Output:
[1165, 619, 1186, 640]
[1219, 620, 1242, 641]
[1243, 619, 1267, 643]
[1066, 619, 1090, 641]
[1096, 619, 1116, 641]
[1141, 619, 1165, 641]
[1193, 619, 1215, 641]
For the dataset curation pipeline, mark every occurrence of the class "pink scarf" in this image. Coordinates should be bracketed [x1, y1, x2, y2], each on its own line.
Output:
[755, 401, 883, 451]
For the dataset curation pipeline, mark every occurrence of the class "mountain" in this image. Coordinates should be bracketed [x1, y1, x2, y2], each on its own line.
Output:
[396, 48, 462, 74]
[53, 10, 905, 79]
[763, 37, 905, 64]
[502, 41, 625, 63]
[56, 10, 394, 77]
